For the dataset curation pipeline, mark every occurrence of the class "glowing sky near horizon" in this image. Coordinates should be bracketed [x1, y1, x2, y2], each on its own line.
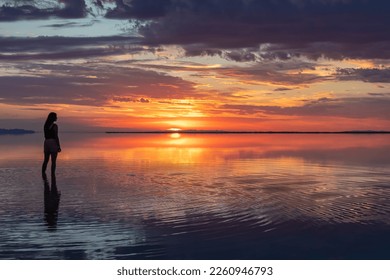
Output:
[0, 0, 389, 131]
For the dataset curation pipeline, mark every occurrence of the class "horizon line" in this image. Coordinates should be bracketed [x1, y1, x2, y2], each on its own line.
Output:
[105, 130, 390, 134]
[2, 128, 390, 135]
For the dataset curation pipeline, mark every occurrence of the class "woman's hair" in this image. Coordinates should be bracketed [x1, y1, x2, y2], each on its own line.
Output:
[44, 112, 57, 129]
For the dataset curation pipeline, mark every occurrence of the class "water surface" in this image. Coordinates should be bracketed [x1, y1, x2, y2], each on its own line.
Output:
[1, 133, 390, 259]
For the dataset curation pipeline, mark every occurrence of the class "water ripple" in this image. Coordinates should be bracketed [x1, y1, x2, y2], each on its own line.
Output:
[1, 135, 390, 259]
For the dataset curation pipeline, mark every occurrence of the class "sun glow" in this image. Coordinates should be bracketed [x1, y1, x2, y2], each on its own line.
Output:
[170, 133, 181, 139]
[168, 127, 182, 131]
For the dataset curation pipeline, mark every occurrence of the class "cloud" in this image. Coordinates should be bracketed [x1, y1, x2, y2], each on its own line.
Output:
[0, 62, 204, 107]
[216, 66, 330, 86]
[58, 0, 88, 18]
[257, 42, 390, 61]
[336, 67, 390, 83]
[105, 0, 173, 19]
[2, 1, 389, 60]
[368, 93, 388, 97]
[224, 49, 258, 62]
[219, 97, 390, 119]
[138, 97, 150, 103]
[182, 41, 390, 62]
[40, 20, 98, 28]
[134, 60, 325, 86]
[113, 97, 150, 103]
[183, 46, 223, 58]
[218, 104, 267, 116]
[124, 0, 390, 60]
[0, 36, 144, 61]
[0, 35, 140, 52]
[0, 0, 89, 21]
[274, 87, 295, 91]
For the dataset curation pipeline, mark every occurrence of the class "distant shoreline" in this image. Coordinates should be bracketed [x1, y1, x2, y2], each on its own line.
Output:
[106, 131, 390, 134]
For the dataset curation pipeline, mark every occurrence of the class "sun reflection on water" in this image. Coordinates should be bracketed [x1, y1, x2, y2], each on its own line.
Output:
[170, 132, 181, 139]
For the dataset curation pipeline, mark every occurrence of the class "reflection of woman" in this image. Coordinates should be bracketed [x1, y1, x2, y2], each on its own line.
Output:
[43, 173, 60, 229]
[42, 112, 61, 175]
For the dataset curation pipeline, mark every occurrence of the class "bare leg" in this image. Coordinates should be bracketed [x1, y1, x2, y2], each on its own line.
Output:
[42, 152, 50, 174]
[50, 153, 58, 175]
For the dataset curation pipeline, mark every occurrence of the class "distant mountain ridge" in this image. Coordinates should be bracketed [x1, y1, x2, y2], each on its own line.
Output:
[0, 128, 35, 135]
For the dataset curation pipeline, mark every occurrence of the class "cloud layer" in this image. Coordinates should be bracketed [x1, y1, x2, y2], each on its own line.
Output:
[2, 0, 389, 60]
[113, 0, 390, 59]
[0, 0, 389, 131]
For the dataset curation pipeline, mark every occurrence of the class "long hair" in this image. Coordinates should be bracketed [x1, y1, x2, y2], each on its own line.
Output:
[44, 112, 57, 130]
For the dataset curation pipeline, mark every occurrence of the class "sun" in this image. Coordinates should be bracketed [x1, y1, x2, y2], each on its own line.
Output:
[168, 127, 182, 131]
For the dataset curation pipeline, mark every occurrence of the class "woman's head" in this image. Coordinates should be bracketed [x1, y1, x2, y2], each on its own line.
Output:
[45, 112, 57, 126]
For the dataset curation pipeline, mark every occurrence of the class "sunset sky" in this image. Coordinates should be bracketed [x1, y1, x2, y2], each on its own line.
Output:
[0, 0, 389, 132]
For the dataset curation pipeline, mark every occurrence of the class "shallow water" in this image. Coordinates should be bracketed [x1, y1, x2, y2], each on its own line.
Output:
[1, 133, 390, 259]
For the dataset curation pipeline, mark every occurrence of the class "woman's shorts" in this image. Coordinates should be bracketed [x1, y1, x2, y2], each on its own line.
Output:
[44, 139, 59, 154]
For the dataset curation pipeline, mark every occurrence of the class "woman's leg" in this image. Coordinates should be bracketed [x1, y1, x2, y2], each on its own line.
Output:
[50, 153, 58, 175]
[42, 152, 50, 174]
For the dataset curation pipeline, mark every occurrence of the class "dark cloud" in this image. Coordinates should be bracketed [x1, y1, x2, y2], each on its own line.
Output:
[184, 47, 223, 58]
[219, 97, 390, 119]
[0, 36, 143, 60]
[0, 0, 89, 21]
[58, 0, 87, 18]
[41, 20, 98, 28]
[2, 1, 389, 60]
[336, 68, 390, 83]
[113, 97, 151, 103]
[106, 0, 173, 19]
[0, 36, 139, 52]
[0, 3, 52, 21]
[112, 97, 135, 103]
[224, 49, 258, 62]
[257, 42, 390, 61]
[0, 48, 124, 60]
[138, 97, 150, 103]
[126, 0, 390, 59]
[184, 41, 390, 63]
[274, 87, 294, 91]
[185, 41, 390, 61]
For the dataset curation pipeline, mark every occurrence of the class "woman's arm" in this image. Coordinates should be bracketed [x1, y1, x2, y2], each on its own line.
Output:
[53, 124, 61, 152]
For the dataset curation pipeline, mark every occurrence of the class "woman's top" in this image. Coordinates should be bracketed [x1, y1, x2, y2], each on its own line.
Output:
[44, 123, 61, 148]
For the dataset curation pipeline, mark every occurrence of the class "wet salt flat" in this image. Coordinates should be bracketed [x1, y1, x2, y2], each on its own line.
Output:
[0, 133, 390, 259]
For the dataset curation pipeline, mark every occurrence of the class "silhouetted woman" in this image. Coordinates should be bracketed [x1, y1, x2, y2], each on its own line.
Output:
[42, 112, 61, 175]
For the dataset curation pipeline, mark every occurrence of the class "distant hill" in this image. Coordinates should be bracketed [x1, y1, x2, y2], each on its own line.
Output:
[0, 128, 35, 135]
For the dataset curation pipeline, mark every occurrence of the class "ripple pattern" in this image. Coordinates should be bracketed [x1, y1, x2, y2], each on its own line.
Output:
[1, 135, 390, 259]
